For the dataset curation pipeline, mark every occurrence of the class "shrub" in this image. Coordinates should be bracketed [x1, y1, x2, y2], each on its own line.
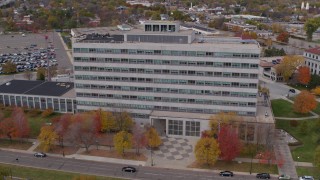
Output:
[290, 120, 299, 127]
[41, 108, 54, 118]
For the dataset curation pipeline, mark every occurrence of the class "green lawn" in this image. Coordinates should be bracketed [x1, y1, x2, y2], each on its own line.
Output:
[271, 99, 311, 118]
[0, 163, 123, 180]
[192, 161, 278, 174]
[296, 167, 320, 179]
[312, 103, 320, 115]
[276, 119, 320, 162]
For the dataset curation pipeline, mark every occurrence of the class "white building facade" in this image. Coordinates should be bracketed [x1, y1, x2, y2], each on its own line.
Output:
[304, 47, 320, 75]
[72, 21, 261, 138]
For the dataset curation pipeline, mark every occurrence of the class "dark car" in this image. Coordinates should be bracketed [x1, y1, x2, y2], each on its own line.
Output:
[256, 173, 271, 179]
[34, 152, 46, 158]
[219, 171, 234, 177]
[122, 166, 136, 173]
[289, 89, 296, 93]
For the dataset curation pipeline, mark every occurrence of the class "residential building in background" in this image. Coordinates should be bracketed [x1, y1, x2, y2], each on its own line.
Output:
[304, 47, 320, 75]
[71, 21, 262, 139]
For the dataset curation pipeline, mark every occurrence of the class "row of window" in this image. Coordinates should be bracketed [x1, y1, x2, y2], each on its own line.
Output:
[74, 57, 259, 69]
[76, 92, 256, 107]
[73, 48, 260, 58]
[75, 83, 257, 98]
[75, 75, 258, 89]
[168, 120, 201, 137]
[77, 101, 256, 116]
[74, 66, 258, 79]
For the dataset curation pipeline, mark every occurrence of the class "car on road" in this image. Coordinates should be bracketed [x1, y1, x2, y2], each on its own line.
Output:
[289, 89, 296, 93]
[122, 166, 136, 173]
[278, 174, 291, 180]
[34, 152, 46, 158]
[219, 171, 234, 177]
[256, 173, 271, 179]
[299, 176, 314, 180]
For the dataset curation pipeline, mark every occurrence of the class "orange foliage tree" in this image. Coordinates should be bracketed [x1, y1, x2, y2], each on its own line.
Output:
[11, 107, 30, 138]
[294, 91, 317, 113]
[276, 31, 290, 43]
[297, 66, 311, 85]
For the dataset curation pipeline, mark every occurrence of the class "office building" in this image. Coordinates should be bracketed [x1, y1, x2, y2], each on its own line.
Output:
[304, 47, 320, 75]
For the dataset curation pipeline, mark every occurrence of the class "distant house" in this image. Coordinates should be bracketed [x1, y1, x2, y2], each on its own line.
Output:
[304, 47, 320, 75]
[224, 19, 257, 31]
[260, 57, 284, 81]
[117, 24, 132, 31]
[254, 30, 273, 38]
[88, 15, 101, 27]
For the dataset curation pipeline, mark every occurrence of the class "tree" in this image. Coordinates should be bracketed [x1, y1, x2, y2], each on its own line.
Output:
[37, 67, 46, 80]
[113, 111, 134, 131]
[218, 125, 242, 161]
[95, 109, 115, 133]
[256, 150, 276, 165]
[195, 138, 220, 166]
[297, 66, 311, 85]
[304, 17, 320, 41]
[52, 113, 72, 147]
[41, 108, 54, 118]
[276, 55, 304, 82]
[294, 91, 317, 114]
[209, 112, 238, 138]
[113, 131, 132, 156]
[312, 86, 320, 96]
[0, 118, 16, 142]
[315, 146, 320, 169]
[66, 113, 98, 153]
[132, 124, 147, 155]
[11, 107, 30, 139]
[146, 127, 162, 149]
[308, 75, 320, 89]
[38, 125, 58, 152]
[276, 31, 290, 43]
[23, 70, 33, 80]
[2, 61, 16, 74]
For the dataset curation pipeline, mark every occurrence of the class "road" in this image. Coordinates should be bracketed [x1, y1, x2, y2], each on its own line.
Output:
[0, 150, 260, 180]
[259, 79, 298, 100]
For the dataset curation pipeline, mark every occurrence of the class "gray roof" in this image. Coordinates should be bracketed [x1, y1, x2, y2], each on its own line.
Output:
[0, 80, 74, 97]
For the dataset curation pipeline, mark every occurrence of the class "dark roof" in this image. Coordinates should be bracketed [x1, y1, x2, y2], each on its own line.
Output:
[0, 80, 74, 96]
[305, 47, 320, 55]
[83, 33, 124, 42]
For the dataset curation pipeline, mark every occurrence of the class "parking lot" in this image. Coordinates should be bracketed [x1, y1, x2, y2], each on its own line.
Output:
[0, 32, 72, 72]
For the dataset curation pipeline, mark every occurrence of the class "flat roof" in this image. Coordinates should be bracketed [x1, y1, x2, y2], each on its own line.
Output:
[0, 80, 75, 97]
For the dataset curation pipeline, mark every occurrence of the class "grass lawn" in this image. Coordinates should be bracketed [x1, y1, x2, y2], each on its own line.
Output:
[276, 119, 320, 162]
[189, 161, 278, 174]
[296, 167, 320, 178]
[271, 99, 311, 118]
[28, 115, 55, 138]
[0, 163, 123, 180]
[0, 139, 32, 150]
[312, 103, 320, 115]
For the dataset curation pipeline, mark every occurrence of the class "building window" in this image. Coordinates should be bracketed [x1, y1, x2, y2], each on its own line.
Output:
[186, 121, 200, 136]
[168, 120, 183, 135]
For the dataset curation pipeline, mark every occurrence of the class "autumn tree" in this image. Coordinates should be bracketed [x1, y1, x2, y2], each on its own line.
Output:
[113, 111, 134, 131]
[146, 127, 162, 149]
[276, 31, 290, 43]
[0, 118, 16, 142]
[52, 113, 72, 147]
[312, 86, 320, 96]
[256, 150, 276, 165]
[218, 125, 242, 161]
[11, 107, 30, 139]
[315, 146, 320, 169]
[132, 124, 147, 155]
[195, 138, 220, 166]
[38, 125, 58, 152]
[209, 112, 238, 138]
[66, 113, 98, 153]
[113, 131, 132, 156]
[297, 66, 311, 85]
[95, 109, 115, 133]
[294, 91, 317, 114]
[241, 31, 258, 39]
[2, 61, 17, 74]
[276, 55, 305, 82]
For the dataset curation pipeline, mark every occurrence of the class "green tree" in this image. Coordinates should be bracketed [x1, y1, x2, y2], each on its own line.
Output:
[194, 138, 220, 166]
[113, 131, 132, 156]
[315, 145, 320, 169]
[37, 67, 46, 80]
[38, 125, 58, 152]
[2, 61, 16, 74]
[146, 127, 162, 148]
[304, 17, 320, 41]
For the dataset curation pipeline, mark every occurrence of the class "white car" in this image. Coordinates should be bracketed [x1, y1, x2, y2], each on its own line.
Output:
[299, 176, 314, 180]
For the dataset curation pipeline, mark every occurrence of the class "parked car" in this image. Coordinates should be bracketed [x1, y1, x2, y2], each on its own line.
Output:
[34, 152, 46, 158]
[299, 176, 314, 180]
[256, 173, 271, 179]
[219, 171, 234, 177]
[278, 174, 291, 180]
[289, 89, 296, 93]
[122, 166, 136, 173]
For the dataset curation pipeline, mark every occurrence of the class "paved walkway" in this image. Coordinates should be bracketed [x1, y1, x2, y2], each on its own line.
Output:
[153, 137, 193, 160]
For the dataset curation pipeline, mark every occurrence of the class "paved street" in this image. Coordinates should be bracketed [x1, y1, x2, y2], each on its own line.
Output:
[0, 150, 262, 180]
[259, 78, 299, 100]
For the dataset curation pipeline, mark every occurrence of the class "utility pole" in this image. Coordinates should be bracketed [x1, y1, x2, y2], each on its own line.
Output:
[45, 35, 51, 81]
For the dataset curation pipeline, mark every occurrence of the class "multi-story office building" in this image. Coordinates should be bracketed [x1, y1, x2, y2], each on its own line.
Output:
[304, 47, 320, 75]
[72, 21, 261, 138]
